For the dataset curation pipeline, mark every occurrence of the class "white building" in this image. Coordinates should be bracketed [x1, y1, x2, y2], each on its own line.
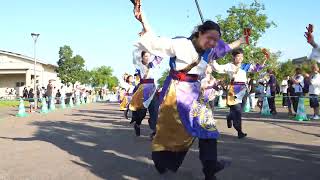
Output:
[0, 50, 61, 97]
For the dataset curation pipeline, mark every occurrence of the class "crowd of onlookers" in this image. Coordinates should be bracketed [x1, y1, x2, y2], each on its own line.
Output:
[244, 64, 320, 120]
[18, 80, 109, 112]
[5, 63, 320, 120]
[196, 63, 320, 120]
[2, 88, 17, 100]
[279, 65, 320, 120]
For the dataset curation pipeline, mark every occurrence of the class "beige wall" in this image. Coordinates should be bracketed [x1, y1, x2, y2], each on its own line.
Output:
[0, 53, 61, 97]
[0, 74, 26, 97]
[41, 65, 61, 88]
[0, 54, 44, 71]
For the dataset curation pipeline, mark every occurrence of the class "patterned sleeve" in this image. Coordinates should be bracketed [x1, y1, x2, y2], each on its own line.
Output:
[149, 56, 163, 68]
[241, 63, 264, 72]
[208, 40, 232, 61]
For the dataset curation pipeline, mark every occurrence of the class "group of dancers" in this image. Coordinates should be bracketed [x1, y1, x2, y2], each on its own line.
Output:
[117, 1, 319, 179]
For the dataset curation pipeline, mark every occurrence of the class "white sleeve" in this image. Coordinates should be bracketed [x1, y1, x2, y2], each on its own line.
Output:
[281, 80, 288, 86]
[311, 74, 320, 86]
[297, 76, 304, 83]
[210, 61, 229, 74]
[309, 47, 320, 63]
[135, 31, 180, 58]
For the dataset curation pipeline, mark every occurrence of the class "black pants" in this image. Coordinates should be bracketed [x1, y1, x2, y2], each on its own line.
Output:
[131, 96, 159, 131]
[293, 92, 303, 113]
[131, 109, 147, 124]
[282, 93, 289, 107]
[152, 139, 218, 179]
[268, 92, 276, 113]
[228, 104, 243, 134]
[124, 109, 131, 119]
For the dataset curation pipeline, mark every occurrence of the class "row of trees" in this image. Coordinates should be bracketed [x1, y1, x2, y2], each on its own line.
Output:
[56, 45, 118, 90]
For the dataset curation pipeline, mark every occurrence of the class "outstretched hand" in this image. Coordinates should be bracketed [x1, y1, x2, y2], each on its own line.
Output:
[262, 48, 270, 60]
[243, 28, 251, 45]
[305, 24, 314, 44]
[132, 0, 149, 36]
[133, 0, 142, 22]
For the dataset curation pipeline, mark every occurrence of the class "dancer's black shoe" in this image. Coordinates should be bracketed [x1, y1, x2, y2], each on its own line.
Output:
[150, 132, 156, 140]
[238, 132, 247, 139]
[214, 159, 232, 174]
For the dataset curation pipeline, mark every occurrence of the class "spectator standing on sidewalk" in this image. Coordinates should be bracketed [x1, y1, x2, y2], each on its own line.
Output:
[281, 76, 290, 107]
[291, 68, 304, 113]
[46, 80, 54, 109]
[267, 69, 277, 115]
[309, 64, 320, 120]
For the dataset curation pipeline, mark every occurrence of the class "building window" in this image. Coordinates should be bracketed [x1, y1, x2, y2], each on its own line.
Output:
[16, 82, 25, 87]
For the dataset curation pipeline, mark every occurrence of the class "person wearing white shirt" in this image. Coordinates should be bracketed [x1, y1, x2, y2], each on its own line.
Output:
[309, 64, 320, 120]
[130, 50, 162, 138]
[281, 76, 290, 107]
[122, 75, 135, 119]
[133, 5, 246, 179]
[212, 48, 267, 138]
[248, 74, 257, 110]
[291, 68, 304, 113]
[119, 73, 129, 89]
[60, 85, 66, 103]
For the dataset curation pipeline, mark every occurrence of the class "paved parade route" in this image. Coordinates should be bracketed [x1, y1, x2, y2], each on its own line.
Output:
[0, 103, 319, 180]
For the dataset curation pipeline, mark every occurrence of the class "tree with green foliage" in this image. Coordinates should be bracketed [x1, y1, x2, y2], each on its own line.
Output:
[157, 1, 279, 86]
[56, 45, 86, 84]
[157, 69, 169, 87]
[216, 0, 278, 71]
[79, 70, 92, 85]
[276, 60, 295, 80]
[91, 66, 119, 90]
[275, 59, 318, 81]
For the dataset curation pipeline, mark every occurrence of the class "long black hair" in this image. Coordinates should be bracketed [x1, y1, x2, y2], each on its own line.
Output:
[190, 20, 221, 39]
[141, 51, 147, 58]
[126, 75, 133, 83]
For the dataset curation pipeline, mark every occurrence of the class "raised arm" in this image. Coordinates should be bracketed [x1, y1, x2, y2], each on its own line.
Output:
[260, 58, 267, 67]
[133, 3, 178, 57]
[228, 36, 246, 50]
[307, 34, 318, 48]
[210, 60, 229, 74]
[246, 60, 267, 73]
[304, 24, 318, 48]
